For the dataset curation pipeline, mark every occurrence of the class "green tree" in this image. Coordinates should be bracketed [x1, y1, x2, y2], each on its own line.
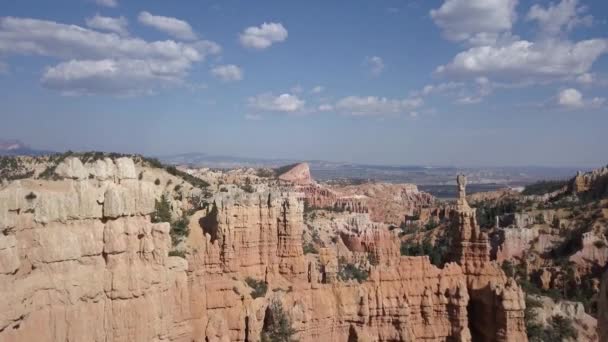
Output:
[152, 194, 172, 223]
[261, 299, 297, 342]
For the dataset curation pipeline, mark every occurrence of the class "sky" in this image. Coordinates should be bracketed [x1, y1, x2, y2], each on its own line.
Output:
[0, 0, 607, 167]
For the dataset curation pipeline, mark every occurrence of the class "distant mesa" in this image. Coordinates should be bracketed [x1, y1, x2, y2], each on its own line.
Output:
[0, 139, 53, 156]
[276, 162, 313, 185]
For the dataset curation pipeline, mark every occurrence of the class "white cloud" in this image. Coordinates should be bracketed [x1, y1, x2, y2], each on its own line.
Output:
[318, 104, 333, 112]
[239, 22, 287, 49]
[311, 85, 324, 94]
[576, 73, 593, 84]
[414, 82, 466, 96]
[0, 17, 221, 95]
[436, 39, 608, 81]
[365, 56, 384, 76]
[335, 96, 422, 116]
[557, 88, 604, 109]
[41, 59, 185, 96]
[526, 0, 593, 37]
[138, 11, 197, 41]
[430, 0, 518, 45]
[85, 15, 128, 36]
[248, 93, 305, 112]
[211, 64, 243, 82]
[95, 0, 117, 8]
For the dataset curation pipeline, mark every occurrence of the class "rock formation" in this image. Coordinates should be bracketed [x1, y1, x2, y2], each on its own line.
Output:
[277, 163, 313, 185]
[600, 270, 608, 341]
[448, 175, 527, 342]
[0, 159, 528, 341]
[572, 166, 608, 196]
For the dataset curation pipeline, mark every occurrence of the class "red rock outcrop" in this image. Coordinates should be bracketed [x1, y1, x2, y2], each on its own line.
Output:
[334, 183, 435, 225]
[448, 175, 528, 342]
[0, 160, 528, 342]
[277, 163, 313, 185]
[572, 166, 608, 195]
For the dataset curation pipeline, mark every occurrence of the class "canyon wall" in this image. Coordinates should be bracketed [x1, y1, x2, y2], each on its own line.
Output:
[0, 159, 527, 341]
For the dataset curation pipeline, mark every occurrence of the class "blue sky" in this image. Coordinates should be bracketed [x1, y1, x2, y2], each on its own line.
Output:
[0, 0, 607, 167]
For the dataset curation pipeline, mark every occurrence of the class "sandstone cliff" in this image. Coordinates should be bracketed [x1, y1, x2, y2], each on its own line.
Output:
[0, 158, 528, 341]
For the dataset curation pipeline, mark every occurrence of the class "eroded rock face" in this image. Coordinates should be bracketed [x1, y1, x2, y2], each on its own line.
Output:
[0, 161, 528, 342]
[0, 158, 189, 342]
[599, 270, 608, 341]
[572, 166, 608, 196]
[278, 163, 313, 185]
[531, 295, 598, 341]
[449, 175, 527, 342]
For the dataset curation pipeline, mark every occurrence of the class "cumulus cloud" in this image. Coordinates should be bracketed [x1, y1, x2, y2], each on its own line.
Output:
[85, 15, 128, 36]
[433, 0, 607, 92]
[436, 39, 608, 81]
[211, 64, 243, 82]
[248, 93, 305, 112]
[335, 96, 422, 116]
[576, 73, 593, 84]
[526, 0, 593, 37]
[41, 59, 185, 96]
[138, 11, 197, 41]
[239, 22, 287, 49]
[558, 88, 583, 107]
[95, 0, 117, 8]
[430, 0, 518, 45]
[0, 17, 221, 95]
[557, 88, 604, 109]
[364, 56, 385, 76]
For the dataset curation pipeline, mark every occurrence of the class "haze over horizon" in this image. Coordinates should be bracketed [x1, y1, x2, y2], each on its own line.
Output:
[1, 0, 607, 168]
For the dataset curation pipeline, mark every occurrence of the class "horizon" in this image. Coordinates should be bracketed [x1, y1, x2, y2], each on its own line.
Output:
[1, 0, 607, 168]
[1, 138, 601, 170]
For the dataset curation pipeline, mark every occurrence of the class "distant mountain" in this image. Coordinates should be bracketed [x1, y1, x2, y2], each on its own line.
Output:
[158, 152, 296, 169]
[159, 152, 581, 187]
[0, 139, 53, 156]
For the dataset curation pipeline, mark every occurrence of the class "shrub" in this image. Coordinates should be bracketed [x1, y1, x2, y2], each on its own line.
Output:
[245, 277, 268, 299]
[154, 178, 161, 186]
[302, 242, 318, 255]
[152, 195, 172, 223]
[367, 253, 379, 266]
[261, 299, 297, 342]
[543, 315, 578, 341]
[594, 240, 606, 249]
[168, 250, 186, 258]
[338, 258, 368, 283]
[152, 195, 190, 246]
[535, 213, 546, 225]
[242, 183, 255, 193]
[25, 192, 37, 201]
[165, 165, 209, 188]
[424, 218, 439, 231]
[522, 180, 568, 196]
[400, 236, 448, 267]
[241, 177, 255, 193]
[256, 168, 275, 178]
[170, 215, 190, 246]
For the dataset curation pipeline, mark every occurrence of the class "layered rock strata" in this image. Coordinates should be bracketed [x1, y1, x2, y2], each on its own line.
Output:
[0, 160, 528, 341]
